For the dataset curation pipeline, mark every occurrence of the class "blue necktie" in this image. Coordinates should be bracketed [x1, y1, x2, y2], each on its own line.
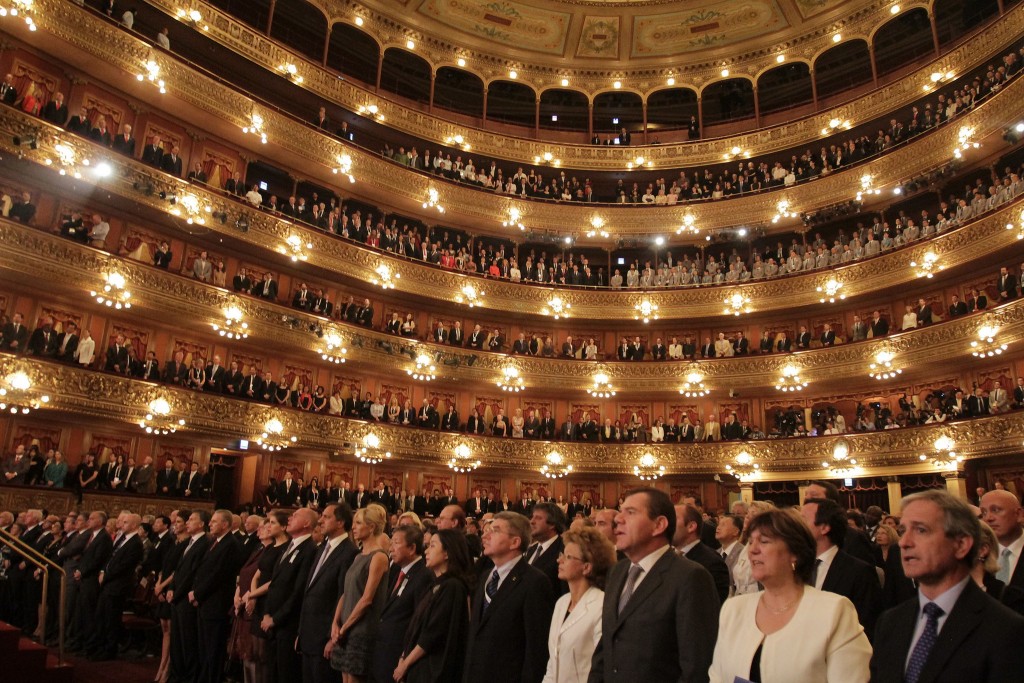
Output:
[905, 602, 943, 683]
[483, 569, 499, 611]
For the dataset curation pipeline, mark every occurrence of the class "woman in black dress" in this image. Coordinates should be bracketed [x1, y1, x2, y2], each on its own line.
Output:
[153, 511, 190, 683]
[246, 510, 289, 683]
[393, 529, 472, 682]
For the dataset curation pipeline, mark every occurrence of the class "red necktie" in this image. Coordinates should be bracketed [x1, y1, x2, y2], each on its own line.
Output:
[392, 569, 406, 595]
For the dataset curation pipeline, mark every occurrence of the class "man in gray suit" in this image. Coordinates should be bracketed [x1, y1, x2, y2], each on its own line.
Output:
[714, 514, 744, 594]
[133, 455, 155, 494]
[589, 487, 719, 683]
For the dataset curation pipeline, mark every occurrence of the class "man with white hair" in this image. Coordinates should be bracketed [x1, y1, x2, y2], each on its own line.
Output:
[87, 513, 143, 660]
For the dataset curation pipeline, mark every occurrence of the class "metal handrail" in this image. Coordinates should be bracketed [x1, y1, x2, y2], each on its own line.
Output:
[0, 527, 66, 664]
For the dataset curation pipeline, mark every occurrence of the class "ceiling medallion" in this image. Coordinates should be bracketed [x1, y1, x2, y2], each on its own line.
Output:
[139, 397, 185, 435]
[540, 451, 573, 479]
[448, 443, 480, 473]
[634, 452, 665, 481]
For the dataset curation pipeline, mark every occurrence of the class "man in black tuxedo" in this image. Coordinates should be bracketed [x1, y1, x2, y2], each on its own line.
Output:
[161, 144, 183, 177]
[70, 511, 112, 652]
[41, 91, 68, 126]
[370, 481, 394, 513]
[223, 360, 243, 396]
[673, 504, 729, 605]
[278, 472, 300, 506]
[775, 332, 792, 352]
[162, 350, 187, 385]
[524, 502, 569, 597]
[262, 509, 318, 683]
[468, 324, 485, 350]
[465, 489, 488, 518]
[916, 298, 934, 327]
[191, 510, 246, 683]
[998, 266, 1018, 301]
[870, 310, 890, 337]
[27, 316, 56, 356]
[137, 350, 160, 380]
[802, 497, 882, 639]
[204, 354, 225, 393]
[512, 333, 529, 355]
[464, 512, 554, 683]
[540, 412, 556, 439]
[650, 337, 667, 360]
[589, 488, 719, 683]
[54, 321, 79, 362]
[869, 490, 1024, 682]
[353, 484, 369, 509]
[256, 272, 279, 301]
[699, 336, 715, 359]
[796, 325, 812, 350]
[948, 294, 969, 318]
[111, 123, 136, 156]
[87, 513, 145, 660]
[156, 458, 177, 496]
[441, 404, 460, 431]
[358, 298, 374, 326]
[448, 321, 464, 346]
[311, 289, 332, 317]
[2, 312, 29, 352]
[370, 524, 433, 683]
[820, 323, 837, 347]
[298, 503, 358, 683]
[169, 511, 211, 683]
[141, 135, 163, 167]
[417, 399, 437, 429]
[241, 369, 263, 400]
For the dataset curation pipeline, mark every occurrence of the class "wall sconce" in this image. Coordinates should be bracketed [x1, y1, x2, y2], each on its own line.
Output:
[679, 370, 708, 397]
[502, 206, 525, 230]
[855, 173, 881, 202]
[277, 62, 304, 84]
[443, 133, 471, 151]
[726, 450, 760, 480]
[332, 154, 355, 183]
[722, 146, 750, 161]
[910, 251, 942, 278]
[357, 103, 385, 122]
[280, 234, 313, 262]
[257, 417, 297, 451]
[677, 213, 698, 236]
[532, 151, 561, 166]
[320, 330, 348, 364]
[175, 6, 208, 30]
[586, 215, 609, 239]
[771, 199, 796, 224]
[816, 278, 845, 303]
[820, 116, 851, 136]
[953, 126, 979, 160]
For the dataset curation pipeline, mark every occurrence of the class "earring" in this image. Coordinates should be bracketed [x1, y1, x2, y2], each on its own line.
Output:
[791, 561, 796, 572]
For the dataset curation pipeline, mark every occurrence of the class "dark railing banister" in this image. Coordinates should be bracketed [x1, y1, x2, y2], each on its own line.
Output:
[0, 526, 65, 664]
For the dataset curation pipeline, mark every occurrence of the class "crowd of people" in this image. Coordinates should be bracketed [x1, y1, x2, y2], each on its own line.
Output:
[2, 480, 1023, 682]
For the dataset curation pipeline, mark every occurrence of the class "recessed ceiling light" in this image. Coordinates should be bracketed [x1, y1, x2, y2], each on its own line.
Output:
[776, 54, 785, 63]
[457, 58, 466, 67]
[613, 80, 621, 89]
[406, 39, 415, 49]
[355, 16, 363, 26]
[667, 77, 675, 86]
[560, 78, 569, 87]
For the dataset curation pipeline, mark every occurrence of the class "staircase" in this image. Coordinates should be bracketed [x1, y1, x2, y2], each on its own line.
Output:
[0, 621, 73, 683]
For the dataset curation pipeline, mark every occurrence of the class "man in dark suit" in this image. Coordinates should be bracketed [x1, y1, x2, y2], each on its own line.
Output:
[948, 295, 969, 318]
[204, 354, 225, 393]
[161, 351, 187, 385]
[650, 338, 667, 360]
[141, 135, 163, 167]
[465, 489, 488, 518]
[156, 458, 177, 496]
[465, 512, 554, 683]
[256, 273, 279, 301]
[191, 510, 246, 683]
[353, 484, 369, 510]
[54, 322, 79, 362]
[358, 298, 374, 326]
[370, 481, 394, 513]
[440, 404, 460, 431]
[673, 503, 729, 605]
[775, 332, 792, 352]
[979, 489, 1024, 590]
[111, 123, 136, 156]
[262, 509, 318, 683]
[2, 312, 29, 352]
[869, 489, 1024, 682]
[870, 310, 890, 337]
[70, 511, 113, 652]
[524, 502, 569, 597]
[589, 488, 718, 683]
[41, 91, 68, 126]
[796, 326, 812, 350]
[87, 513, 145, 660]
[27, 316, 57, 356]
[137, 351, 160, 381]
[278, 472, 300, 506]
[916, 298, 934, 327]
[370, 524, 433, 683]
[820, 323, 837, 347]
[802, 497, 882, 638]
[700, 337, 715, 358]
[298, 503, 358, 683]
[222, 361, 243, 396]
[449, 321, 464, 346]
[161, 144, 183, 177]
[417, 399, 437, 429]
[998, 266, 1018, 301]
[169, 511, 211, 683]
[512, 333, 529, 355]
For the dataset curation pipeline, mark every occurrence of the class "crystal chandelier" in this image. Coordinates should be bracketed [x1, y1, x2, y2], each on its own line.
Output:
[586, 216, 609, 239]
[723, 292, 751, 316]
[213, 305, 249, 340]
[357, 103, 385, 122]
[855, 174, 881, 202]
[816, 278, 845, 304]
[820, 117, 851, 136]
[455, 283, 484, 308]
[542, 295, 571, 319]
[971, 324, 1008, 357]
[0, 371, 49, 414]
[136, 57, 166, 94]
[372, 263, 399, 289]
[540, 451, 573, 479]
[676, 213, 698, 236]
[634, 299, 659, 324]
[910, 251, 942, 278]
[280, 234, 313, 262]
[242, 111, 268, 144]
[725, 451, 760, 480]
[679, 371, 708, 397]
[139, 397, 185, 435]
[356, 433, 392, 464]
[775, 364, 808, 392]
[408, 353, 436, 381]
[257, 417, 297, 451]
[333, 154, 355, 183]
[823, 440, 858, 476]
[0, 1, 36, 31]
[502, 206, 525, 230]
[634, 453, 665, 481]
[587, 372, 616, 398]
[497, 366, 524, 392]
[423, 187, 445, 213]
[277, 62, 304, 84]
[868, 350, 902, 380]
[91, 271, 132, 309]
[443, 133, 471, 151]
[953, 125, 979, 160]
[922, 435, 962, 471]
[320, 330, 348, 364]
[771, 199, 797, 224]
[448, 443, 481, 473]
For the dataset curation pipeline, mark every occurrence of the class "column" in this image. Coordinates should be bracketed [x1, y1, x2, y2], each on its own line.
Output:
[535, 97, 541, 137]
[739, 482, 754, 505]
[322, 30, 331, 67]
[752, 85, 760, 128]
[944, 471, 968, 500]
[587, 100, 594, 140]
[482, 87, 488, 122]
[266, 0, 276, 34]
[810, 69, 818, 109]
[428, 71, 436, 114]
[930, 11, 941, 56]
[641, 100, 648, 145]
[375, 55, 384, 92]
[868, 45, 878, 88]
[696, 96, 704, 135]
[886, 477, 903, 515]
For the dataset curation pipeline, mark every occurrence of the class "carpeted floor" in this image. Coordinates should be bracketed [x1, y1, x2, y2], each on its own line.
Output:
[58, 649, 160, 683]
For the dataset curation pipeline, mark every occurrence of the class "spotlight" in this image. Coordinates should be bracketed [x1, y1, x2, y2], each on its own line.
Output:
[12, 134, 37, 150]
[235, 216, 249, 232]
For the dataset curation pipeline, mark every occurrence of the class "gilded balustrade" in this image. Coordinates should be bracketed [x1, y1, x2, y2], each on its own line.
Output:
[2, 218, 1023, 394]
[8, 7, 1024, 238]
[3, 353, 1023, 476]
[134, 0, 1024, 170]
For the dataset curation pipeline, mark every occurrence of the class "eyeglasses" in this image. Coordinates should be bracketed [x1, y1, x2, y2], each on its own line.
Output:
[483, 527, 512, 537]
[557, 552, 585, 562]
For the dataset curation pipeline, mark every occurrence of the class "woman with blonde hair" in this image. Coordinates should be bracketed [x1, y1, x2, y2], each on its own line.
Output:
[709, 508, 871, 682]
[875, 523, 914, 608]
[398, 511, 424, 530]
[732, 499, 776, 595]
[329, 504, 390, 682]
[542, 527, 616, 683]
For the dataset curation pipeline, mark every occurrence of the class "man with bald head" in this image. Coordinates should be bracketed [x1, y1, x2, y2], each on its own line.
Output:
[87, 513, 143, 660]
[980, 489, 1024, 589]
[263, 508, 319, 683]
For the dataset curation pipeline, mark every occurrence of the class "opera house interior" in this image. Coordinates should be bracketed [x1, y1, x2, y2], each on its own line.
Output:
[2, 0, 1024, 680]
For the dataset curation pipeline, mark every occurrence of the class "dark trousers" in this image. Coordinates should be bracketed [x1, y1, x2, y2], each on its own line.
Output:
[267, 626, 300, 683]
[196, 616, 230, 683]
[88, 585, 127, 656]
[73, 577, 100, 648]
[62, 575, 80, 645]
[301, 651, 334, 683]
[169, 600, 198, 683]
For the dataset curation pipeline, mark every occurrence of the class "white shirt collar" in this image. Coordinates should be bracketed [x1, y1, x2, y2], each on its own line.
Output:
[722, 540, 739, 556]
[814, 544, 841, 589]
[400, 556, 422, 573]
[633, 543, 672, 574]
[678, 540, 700, 556]
[490, 555, 522, 592]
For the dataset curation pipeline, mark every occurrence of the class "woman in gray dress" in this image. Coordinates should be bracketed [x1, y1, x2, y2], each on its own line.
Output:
[329, 503, 390, 682]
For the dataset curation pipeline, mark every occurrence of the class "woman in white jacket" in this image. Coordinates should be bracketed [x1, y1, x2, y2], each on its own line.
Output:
[542, 527, 617, 683]
[74, 329, 95, 367]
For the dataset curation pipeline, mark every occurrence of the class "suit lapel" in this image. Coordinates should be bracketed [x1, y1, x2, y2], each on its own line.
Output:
[476, 559, 526, 631]
[917, 583, 987, 683]
[559, 587, 597, 635]
[614, 553, 668, 628]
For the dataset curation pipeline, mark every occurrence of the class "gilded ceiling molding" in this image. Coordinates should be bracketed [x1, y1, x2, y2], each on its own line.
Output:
[3, 353, 1023, 475]
[1, 105, 1022, 320]
[2, 219, 1023, 394]
[41, 0, 1024, 170]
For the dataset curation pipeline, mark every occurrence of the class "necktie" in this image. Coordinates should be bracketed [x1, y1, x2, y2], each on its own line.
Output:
[309, 542, 332, 586]
[905, 603, 944, 683]
[618, 564, 644, 615]
[113, 534, 126, 551]
[278, 540, 296, 565]
[525, 544, 539, 564]
[183, 536, 197, 556]
[721, 550, 728, 560]
[997, 547, 1013, 583]
[483, 569, 500, 610]
[811, 558, 823, 586]
[392, 569, 406, 595]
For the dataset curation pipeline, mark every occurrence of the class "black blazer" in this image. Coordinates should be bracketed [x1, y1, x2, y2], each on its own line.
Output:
[589, 550, 719, 683]
[263, 537, 317, 633]
[170, 535, 210, 603]
[796, 331, 812, 349]
[403, 573, 470, 683]
[681, 542, 729, 605]
[869, 579, 1024, 683]
[871, 317, 890, 336]
[526, 536, 568, 597]
[78, 530, 113, 580]
[371, 558, 433, 683]
[297, 536, 358, 655]
[192, 534, 246, 619]
[820, 549, 882, 639]
[465, 558, 554, 683]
